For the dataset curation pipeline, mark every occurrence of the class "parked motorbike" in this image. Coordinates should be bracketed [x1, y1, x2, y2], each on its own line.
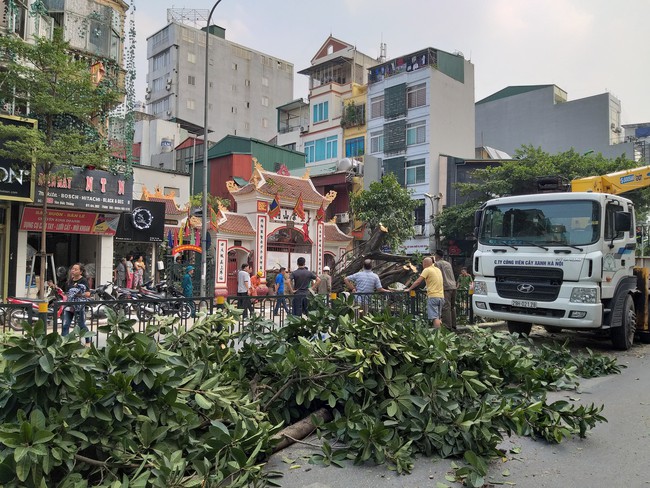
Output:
[5, 284, 66, 330]
[85, 282, 117, 319]
[136, 281, 192, 320]
[110, 282, 144, 316]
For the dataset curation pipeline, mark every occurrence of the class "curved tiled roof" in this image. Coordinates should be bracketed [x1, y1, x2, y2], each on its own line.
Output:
[231, 167, 327, 205]
[146, 196, 187, 216]
[324, 222, 352, 242]
[218, 213, 255, 236]
[258, 173, 324, 204]
[140, 186, 187, 216]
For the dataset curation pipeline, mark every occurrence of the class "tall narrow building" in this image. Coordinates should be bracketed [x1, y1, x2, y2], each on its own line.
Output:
[366, 48, 475, 253]
[146, 9, 294, 143]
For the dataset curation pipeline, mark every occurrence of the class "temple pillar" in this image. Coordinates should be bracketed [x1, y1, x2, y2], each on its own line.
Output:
[214, 238, 229, 298]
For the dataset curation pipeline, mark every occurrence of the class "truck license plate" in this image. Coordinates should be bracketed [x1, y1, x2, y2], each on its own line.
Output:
[512, 300, 537, 308]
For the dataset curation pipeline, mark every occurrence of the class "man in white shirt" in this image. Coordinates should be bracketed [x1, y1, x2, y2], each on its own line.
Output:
[237, 263, 253, 318]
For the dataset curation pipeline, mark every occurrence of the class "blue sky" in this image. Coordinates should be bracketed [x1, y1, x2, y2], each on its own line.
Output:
[132, 0, 650, 125]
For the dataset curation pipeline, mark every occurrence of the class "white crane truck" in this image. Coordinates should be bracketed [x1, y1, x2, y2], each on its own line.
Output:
[471, 168, 650, 350]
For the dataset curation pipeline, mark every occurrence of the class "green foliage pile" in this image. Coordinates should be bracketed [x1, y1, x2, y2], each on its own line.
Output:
[244, 298, 616, 486]
[0, 311, 279, 487]
[0, 298, 620, 487]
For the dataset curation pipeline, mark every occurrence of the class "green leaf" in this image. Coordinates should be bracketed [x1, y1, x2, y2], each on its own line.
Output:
[32, 430, 55, 444]
[38, 353, 55, 374]
[195, 393, 212, 409]
[15, 453, 30, 482]
[386, 401, 398, 417]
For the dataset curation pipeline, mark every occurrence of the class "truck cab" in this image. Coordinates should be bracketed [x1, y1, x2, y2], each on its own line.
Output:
[472, 192, 640, 349]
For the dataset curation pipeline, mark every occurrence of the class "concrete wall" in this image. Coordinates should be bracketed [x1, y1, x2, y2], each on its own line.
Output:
[132, 165, 190, 206]
[475, 86, 633, 159]
[134, 118, 189, 168]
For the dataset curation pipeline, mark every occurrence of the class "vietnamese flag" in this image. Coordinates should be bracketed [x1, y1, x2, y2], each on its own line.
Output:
[293, 193, 305, 220]
[316, 202, 325, 221]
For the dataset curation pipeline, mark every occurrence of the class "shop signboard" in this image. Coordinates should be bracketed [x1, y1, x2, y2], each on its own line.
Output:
[34, 167, 132, 212]
[20, 207, 120, 235]
[114, 200, 166, 243]
[0, 114, 37, 202]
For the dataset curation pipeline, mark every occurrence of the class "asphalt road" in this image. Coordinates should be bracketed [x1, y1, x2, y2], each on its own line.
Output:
[266, 327, 650, 487]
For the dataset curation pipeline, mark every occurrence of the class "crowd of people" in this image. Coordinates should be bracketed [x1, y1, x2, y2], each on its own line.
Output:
[232, 251, 473, 330]
[56, 250, 472, 343]
[113, 254, 146, 289]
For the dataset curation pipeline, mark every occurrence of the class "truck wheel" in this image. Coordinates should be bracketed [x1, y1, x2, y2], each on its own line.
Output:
[611, 294, 636, 350]
[544, 326, 563, 334]
[507, 321, 532, 335]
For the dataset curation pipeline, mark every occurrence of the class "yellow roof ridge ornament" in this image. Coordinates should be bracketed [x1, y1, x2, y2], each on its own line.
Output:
[324, 190, 337, 202]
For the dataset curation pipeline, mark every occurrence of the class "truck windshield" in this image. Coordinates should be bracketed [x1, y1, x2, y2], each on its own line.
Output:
[479, 200, 600, 247]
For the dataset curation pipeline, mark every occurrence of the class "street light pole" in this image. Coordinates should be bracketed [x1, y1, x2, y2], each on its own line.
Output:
[424, 192, 442, 253]
[201, 0, 224, 297]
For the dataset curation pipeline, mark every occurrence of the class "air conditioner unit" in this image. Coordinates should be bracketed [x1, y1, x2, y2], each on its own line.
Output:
[300, 125, 308, 133]
[145, 86, 151, 93]
[336, 212, 350, 224]
[144, 93, 151, 100]
[166, 110, 172, 116]
[413, 224, 424, 236]
[166, 78, 173, 85]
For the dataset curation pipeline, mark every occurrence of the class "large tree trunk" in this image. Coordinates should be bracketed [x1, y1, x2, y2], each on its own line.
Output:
[331, 225, 418, 292]
[271, 408, 332, 452]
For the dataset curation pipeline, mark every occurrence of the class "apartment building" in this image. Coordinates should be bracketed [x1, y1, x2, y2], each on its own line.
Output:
[366, 47, 475, 253]
[146, 10, 294, 144]
[475, 85, 634, 160]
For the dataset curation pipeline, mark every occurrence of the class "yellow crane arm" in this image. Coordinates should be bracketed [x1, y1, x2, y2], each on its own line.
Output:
[571, 165, 650, 194]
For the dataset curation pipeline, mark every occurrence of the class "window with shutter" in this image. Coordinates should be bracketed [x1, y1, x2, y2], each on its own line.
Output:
[370, 131, 384, 153]
[407, 83, 426, 109]
[384, 119, 407, 153]
[370, 96, 384, 119]
[406, 120, 426, 145]
[406, 159, 426, 185]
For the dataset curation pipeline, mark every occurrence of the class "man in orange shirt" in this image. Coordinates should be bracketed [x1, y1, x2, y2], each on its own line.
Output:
[405, 256, 444, 329]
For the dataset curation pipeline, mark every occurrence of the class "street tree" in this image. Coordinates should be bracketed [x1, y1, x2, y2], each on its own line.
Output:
[0, 29, 122, 297]
[350, 173, 418, 252]
[438, 145, 649, 241]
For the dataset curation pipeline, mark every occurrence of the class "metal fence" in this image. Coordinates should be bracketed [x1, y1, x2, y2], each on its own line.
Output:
[0, 290, 475, 344]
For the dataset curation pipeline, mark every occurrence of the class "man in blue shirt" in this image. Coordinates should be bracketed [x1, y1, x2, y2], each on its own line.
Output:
[182, 265, 195, 318]
[273, 267, 290, 316]
[344, 259, 389, 313]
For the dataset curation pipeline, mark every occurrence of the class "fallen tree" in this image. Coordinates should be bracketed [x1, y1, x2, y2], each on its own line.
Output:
[331, 224, 418, 291]
[0, 301, 620, 487]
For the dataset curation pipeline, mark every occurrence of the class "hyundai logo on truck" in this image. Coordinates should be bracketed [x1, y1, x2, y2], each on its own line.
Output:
[517, 284, 535, 294]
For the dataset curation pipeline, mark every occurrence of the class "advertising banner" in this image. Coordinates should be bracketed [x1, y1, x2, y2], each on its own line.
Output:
[114, 199, 166, 243]
[20, 207, 120, 235]
[35, 167, 132, 212]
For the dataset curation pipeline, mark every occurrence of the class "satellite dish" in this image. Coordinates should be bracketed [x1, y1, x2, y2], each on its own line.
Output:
[337, 158, 353, 172]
